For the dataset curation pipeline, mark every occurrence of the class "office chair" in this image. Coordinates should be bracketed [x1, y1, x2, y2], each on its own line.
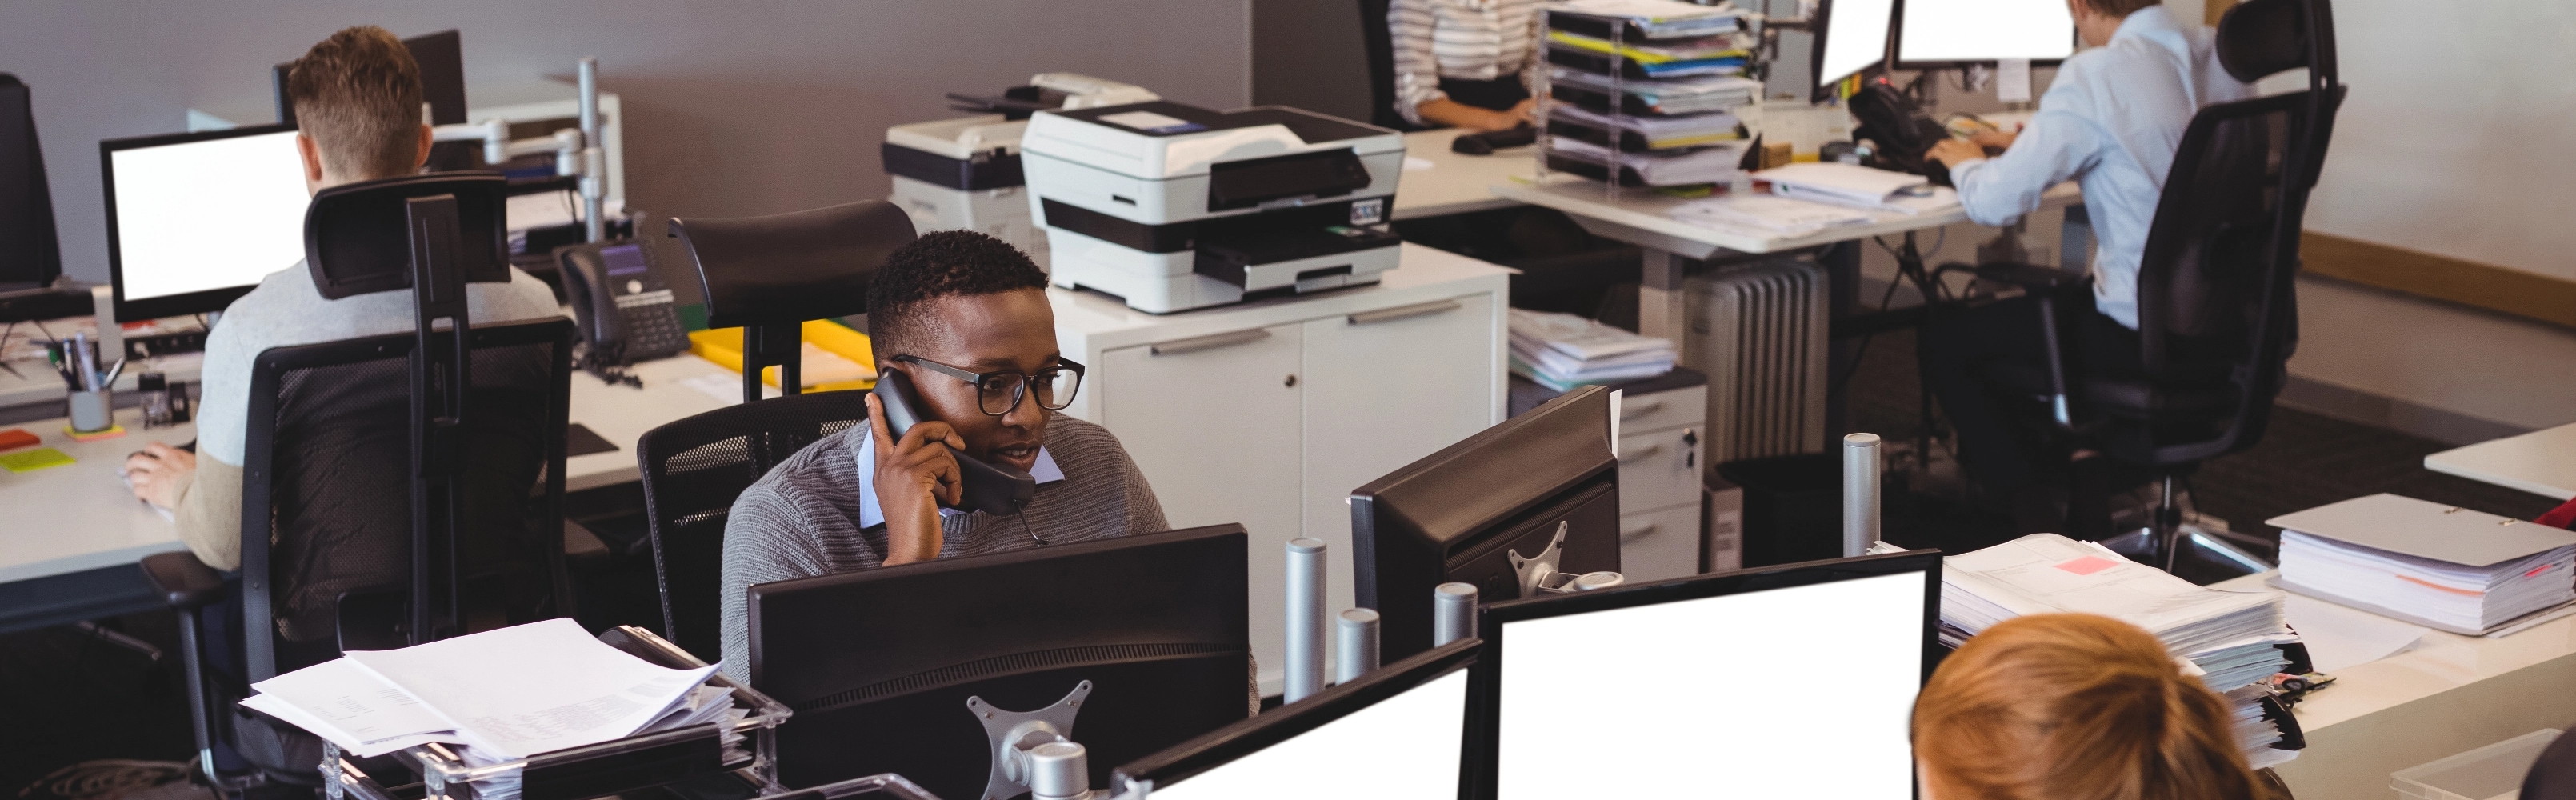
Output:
[666, 199, 915, 405]
[143, 174, 575, 797]
[2522, 729, 2576, 800]
[1930, 0, 2345, 574]
[1357, 0, 1410, 130]
[641, 199, 914, 661]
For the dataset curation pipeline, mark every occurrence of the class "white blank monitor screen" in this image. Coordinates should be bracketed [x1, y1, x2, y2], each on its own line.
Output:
[1494, 570, 1929, 799]
[1818, 0, 1898, 89]
[110, 129, 310, 303]
[1899, 0, 2077, 63]
[1150, 669, 1469, 800]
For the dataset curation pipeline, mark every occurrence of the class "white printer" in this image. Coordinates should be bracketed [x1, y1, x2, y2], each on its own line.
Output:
[882, 74, 1160, 268]
[1021, 102, 1406, 313]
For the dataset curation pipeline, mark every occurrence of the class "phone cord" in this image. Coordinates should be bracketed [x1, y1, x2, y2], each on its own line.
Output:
[1019, 514, 1046, 547]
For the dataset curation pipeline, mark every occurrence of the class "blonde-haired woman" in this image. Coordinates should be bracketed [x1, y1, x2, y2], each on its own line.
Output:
[1914, 613, 2274, 800]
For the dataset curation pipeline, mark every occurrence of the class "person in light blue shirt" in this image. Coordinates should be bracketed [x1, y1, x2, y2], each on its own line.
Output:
[1916, 0, 2248, 534]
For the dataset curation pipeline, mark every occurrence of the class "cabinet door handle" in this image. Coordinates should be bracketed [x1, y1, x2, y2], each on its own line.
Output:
[1617, 442, 1666, 463]
[1621, 522, 1659, 541]
[1619, 400, 1664, 421]
[1150, 328, 1270, 356]
[1347, 299, 1462, 326]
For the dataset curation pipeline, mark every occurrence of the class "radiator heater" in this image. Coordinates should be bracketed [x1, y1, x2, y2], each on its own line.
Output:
[1682, 261, 1828, 462]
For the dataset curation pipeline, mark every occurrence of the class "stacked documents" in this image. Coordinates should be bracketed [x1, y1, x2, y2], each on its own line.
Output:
[1550, 104, 1743, 150]
[1941, 534, 2299, 764]
[1548, 137, 1746, 186]
[1551, 70, 1760, 116]
[1551, 0, 1748, 38]
[1508, 309, 1676, 391]
[2269, 494, 2576, 635]
[1670, 194, 1872, 235]
[240, 618, 746, 792]
[1751, 162, 1958, 214]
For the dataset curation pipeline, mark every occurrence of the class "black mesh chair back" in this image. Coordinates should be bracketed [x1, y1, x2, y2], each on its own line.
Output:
[667, 199, 914, 403]
[2090, 0, 2344, 466]
[637, 390, 869, 661]
[1358, 0, 1409, 130]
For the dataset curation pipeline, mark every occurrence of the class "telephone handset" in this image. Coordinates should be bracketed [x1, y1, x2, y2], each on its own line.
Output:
[871, 368, 1038, 518]
[1846, 82, 1955, 187]
[558, 241, 689, 381]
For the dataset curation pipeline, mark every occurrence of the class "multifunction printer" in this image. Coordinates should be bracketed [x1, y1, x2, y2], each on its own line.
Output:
[881, 74, 1160, 268]
[1021, 102, 1406, 313]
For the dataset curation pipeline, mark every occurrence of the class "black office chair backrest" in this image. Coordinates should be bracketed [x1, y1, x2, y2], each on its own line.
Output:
[2524, 729, 2576, 800]
[237, 319, 574, 679]
[2118, 0, 2343, 462]
[1358, 0, 1409, 130]
[668, 199, 914, 403]
[636, 390, 869, 662]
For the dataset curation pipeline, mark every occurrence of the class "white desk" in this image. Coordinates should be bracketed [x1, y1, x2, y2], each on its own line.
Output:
[2211, 572, 2576, 800]
[2424, 422, 2576, 501]
[1391, 129, 1536, 221]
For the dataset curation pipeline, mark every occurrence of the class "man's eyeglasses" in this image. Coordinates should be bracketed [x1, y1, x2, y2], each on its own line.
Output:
[891, 354, 1086, 417]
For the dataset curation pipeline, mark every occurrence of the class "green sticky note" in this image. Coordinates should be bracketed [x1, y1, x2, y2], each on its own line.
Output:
[0, 446, 73, 473]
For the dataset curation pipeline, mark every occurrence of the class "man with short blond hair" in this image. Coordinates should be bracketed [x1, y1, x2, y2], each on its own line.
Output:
[121, 26, 560, 576]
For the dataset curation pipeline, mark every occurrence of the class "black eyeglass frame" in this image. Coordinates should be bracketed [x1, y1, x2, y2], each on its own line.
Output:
[890, 354, 1087, 417]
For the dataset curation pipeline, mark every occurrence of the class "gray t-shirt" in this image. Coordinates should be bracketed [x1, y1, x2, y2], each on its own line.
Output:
[718, 413, 1170, 682]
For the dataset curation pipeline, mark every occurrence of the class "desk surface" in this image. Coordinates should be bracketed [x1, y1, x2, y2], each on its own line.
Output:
[2424, 422, 2576, 501]
[1493, 174, 2082, 258]
[1392, 129, 1536, 222]
[2211, 571, 2576, 799]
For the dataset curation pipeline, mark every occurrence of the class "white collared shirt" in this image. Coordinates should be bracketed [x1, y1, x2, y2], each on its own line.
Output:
[852, 434, 1066, 528]
[1947, 5, 2250, 330]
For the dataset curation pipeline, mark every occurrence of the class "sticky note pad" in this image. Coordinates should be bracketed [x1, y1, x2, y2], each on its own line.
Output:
[0, 428, 36, 453]
[0, 446, 74, 473]
[64, 424, 126, 442]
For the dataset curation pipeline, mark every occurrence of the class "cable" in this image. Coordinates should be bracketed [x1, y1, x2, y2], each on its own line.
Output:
[1019, 513, 1046, 547]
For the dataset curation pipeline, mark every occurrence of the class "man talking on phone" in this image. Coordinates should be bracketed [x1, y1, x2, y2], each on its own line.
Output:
[1914, 0, 2245, 534]
[718, 230, 1167, 679]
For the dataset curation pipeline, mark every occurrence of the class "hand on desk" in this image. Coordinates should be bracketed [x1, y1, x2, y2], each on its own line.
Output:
[123, 442, 194, 510]
[1419, 98, 1534, 133]
[1927, 138, 1991, 170]
[866, 393, 959, 566]
[1970, 127, 2018, 151]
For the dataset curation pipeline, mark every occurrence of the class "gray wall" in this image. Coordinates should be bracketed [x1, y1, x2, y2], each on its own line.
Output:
[0, 0, 1254, 284]
[1250, 0, 1372, 123]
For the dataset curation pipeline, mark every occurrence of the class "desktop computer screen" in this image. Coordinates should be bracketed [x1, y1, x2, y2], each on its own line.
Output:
[1894, 0, 2076, 66]
[1814, 0, 1898, 97]
[1116, 640, 1478, 800]
[1474, 550, 1941, 800]
[102, 125, 308, 321]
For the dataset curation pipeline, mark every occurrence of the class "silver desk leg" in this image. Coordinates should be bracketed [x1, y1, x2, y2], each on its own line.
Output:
[1638, 248, 1690, 341]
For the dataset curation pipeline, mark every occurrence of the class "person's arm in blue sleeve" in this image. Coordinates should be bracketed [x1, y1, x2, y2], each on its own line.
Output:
[1929, 111, 2105, 228]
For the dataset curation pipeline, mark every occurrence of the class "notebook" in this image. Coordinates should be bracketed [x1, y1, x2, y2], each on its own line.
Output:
[2267, 494, 2576, 635]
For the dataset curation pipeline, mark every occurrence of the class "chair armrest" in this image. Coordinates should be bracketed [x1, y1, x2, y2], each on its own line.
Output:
[141, 551, 227, 610]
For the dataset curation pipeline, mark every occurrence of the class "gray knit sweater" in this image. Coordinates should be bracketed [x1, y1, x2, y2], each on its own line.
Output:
[718, 413, 1170, 682]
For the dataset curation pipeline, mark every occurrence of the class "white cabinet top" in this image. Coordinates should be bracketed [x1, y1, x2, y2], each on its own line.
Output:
[1050, 242, 1511, 354]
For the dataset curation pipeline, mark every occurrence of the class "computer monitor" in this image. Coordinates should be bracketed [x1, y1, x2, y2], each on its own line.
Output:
[1893, 0, 2076, 68]
[1113, 638, 1479, 800]
[748, 525, 1254, 800]
[101, 124, 308, 321]
[1353, 386, 1621, 665]
[1812, 0, 1899, 100]
[1470, 550, 1942, 800]
[0, 74, 60, 290]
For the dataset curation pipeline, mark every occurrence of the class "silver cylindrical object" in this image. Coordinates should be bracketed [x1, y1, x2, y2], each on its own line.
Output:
[1335, 609, 1380, 684]
[1432, 582, 1478, 646]
[1843, 433, 1882, 558]
[1284, 538, 1327, 703]
[576, 57, 606, 242]
[1027, 741, 1088, 800]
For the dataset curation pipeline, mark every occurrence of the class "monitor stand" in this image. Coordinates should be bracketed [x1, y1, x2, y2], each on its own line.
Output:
[971, 680, 1096, 800]
[1511, 522, 1626, 597]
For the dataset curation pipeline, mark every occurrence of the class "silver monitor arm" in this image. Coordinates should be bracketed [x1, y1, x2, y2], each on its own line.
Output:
[970, 681, 1097, 800]
[1510, 522, 1626, 597]
[429, 57, 610, 242]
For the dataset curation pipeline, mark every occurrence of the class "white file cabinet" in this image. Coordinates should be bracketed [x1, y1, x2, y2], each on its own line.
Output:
[1052, 243, 1510, 693]
[1511, 369, 1713, 584]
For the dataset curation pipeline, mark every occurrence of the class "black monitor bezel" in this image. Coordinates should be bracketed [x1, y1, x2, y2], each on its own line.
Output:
[1113, 638, 1481, 795]
[100, 123, 303, 322]
[1810, 0, 1895, 102]
[1888, 0, 2075, 70]
[1468, 549, 1946, 799]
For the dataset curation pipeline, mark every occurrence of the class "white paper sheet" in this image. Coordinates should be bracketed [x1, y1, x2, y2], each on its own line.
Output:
[343, 618, 718, 759]
[244, 658, 458, 755]
[2283, 592, 2428, 672]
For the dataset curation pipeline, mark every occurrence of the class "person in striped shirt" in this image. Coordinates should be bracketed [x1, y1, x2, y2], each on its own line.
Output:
[1390, 0, 1552, 130]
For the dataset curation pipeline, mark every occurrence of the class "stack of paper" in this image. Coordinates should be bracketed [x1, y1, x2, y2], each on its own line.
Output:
[1550, 104, 1743, 150]
[1940, 534, 2301, 764]
[240, 618, 746, 794]
[1550, 70, 1760, 116]
[2269, 494, 2576, 635]
[1552, 0, 1748, 38]
[1549, 138, 1747, 186]
[1508, 309, 1676, 391]
[1670, 194, 1872, 235]
[1754, 162, 1959, 214]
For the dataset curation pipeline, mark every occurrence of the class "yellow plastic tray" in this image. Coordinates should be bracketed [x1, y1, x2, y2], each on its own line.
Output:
[688, 319, 878, 391]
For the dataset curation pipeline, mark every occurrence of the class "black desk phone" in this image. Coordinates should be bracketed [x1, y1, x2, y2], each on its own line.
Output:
[558, 240, 689, 379]
[871, 369, 1038, 518]
[1846, 82, 1954, 187]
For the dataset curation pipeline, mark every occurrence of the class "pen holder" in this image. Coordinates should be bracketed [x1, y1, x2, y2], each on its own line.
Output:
[69, 390, 113, 434]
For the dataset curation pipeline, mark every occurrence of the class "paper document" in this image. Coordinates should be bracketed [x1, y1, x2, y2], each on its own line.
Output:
[342, 618, 719, 759]
[1998, 59, 2032, 103]
[2282, 592, 2426, 673]
[1670, 194, 1872, 234]
[1944, 534, 2280, 656]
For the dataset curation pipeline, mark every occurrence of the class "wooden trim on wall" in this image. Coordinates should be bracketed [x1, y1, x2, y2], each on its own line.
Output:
[2301, 231, 2576, 330]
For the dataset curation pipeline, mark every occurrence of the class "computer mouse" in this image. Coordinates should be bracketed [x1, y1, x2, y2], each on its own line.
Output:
[1452, 134, 1495, 156]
